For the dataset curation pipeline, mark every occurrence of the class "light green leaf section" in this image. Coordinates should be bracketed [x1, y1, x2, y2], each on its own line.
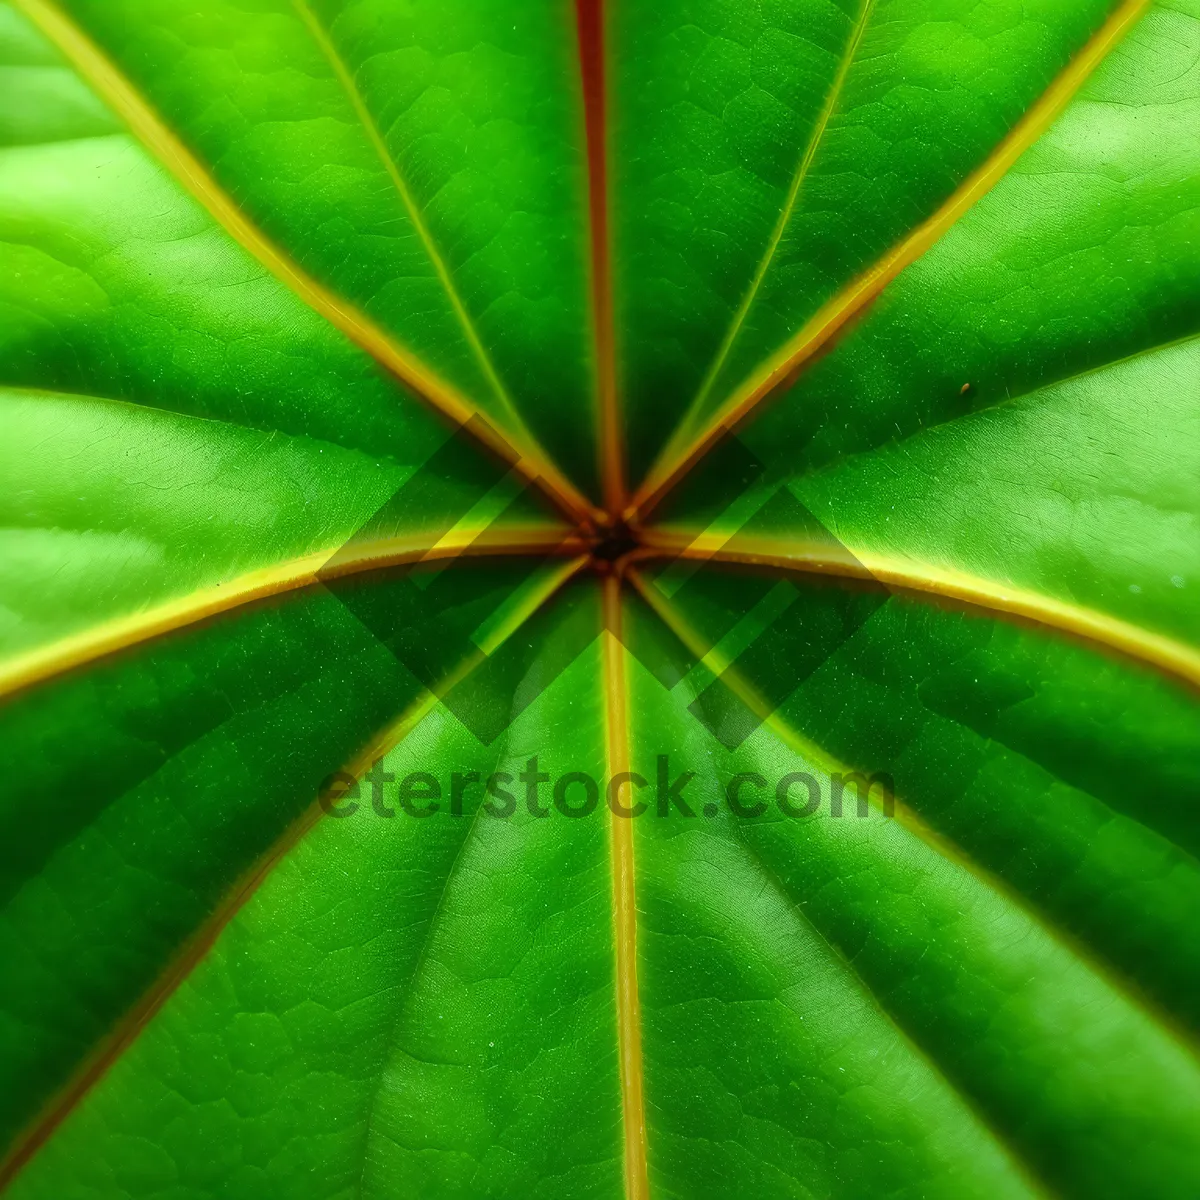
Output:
[679, 0, 1200, 642]
[0, 389, 407, 656]
[0, 18, 440, 459]
[0, 2, 114, 143]
[795, 337, 1200, 643]
[0, 0, 562, 662]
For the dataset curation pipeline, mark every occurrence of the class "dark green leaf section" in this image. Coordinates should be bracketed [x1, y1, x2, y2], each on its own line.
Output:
[8, 581, 625, 1200]
[50, 0, 600, 492]
[612, 0, 1117, 478]
[624, 596, 1200, 1200]
[0, 558, 569, 1158]
[640, 564, 1200, 1029]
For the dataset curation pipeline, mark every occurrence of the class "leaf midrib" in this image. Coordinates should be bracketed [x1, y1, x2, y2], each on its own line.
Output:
[575, 0, 624, 513]
[602, 572, 650, 1200]
[0, 528, 584, 703]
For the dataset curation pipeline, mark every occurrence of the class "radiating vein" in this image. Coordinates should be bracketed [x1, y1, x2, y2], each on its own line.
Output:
[627, 565, 947, 847]
[574, 0, 624, 512]
[626, 564, 1200, 1057]
[0, 527, 585, 703]
[685, 0, 877, 432]
[630, 0, 1153, 519]
[290, 0, 533, 445]
[0, 554, 589, 1192]
[708, 782, 1055, 1200]
[353, 727, 497, 1200]
[11, 0, 599, 527]
[638, 528, 1200, 692]
[601, 572, 649, 1200]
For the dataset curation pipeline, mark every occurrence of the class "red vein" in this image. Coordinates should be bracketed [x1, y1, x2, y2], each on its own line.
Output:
[629, 0, 1152, 520]
[575, 0, 624, 514]
[0, 555, 589, 1190]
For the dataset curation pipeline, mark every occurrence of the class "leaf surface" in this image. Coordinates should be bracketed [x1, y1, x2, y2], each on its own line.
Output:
[2, 0, 1199, 1197]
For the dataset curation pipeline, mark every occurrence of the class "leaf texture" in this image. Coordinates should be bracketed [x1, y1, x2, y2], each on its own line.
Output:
[1, 0, 1198, 1197]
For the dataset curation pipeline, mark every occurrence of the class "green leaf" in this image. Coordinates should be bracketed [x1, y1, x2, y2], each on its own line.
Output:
[2, 0, 1198, 1197]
